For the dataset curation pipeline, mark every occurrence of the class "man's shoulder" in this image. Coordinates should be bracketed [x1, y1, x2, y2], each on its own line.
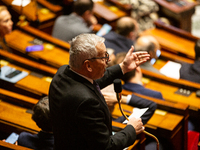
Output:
[18, 131, 36, 140]
[103, 31, 118, 39]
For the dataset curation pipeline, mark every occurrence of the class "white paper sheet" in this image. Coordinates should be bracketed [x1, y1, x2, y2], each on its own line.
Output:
[159, 61, 181, 79]
[0, 66, 28, 83]
[123, 107, 149, 124]
[12, 0, 31, 7]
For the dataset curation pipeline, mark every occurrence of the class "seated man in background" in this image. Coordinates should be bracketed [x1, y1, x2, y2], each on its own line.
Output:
[102, 52, 158, 125]
[180, 39, 200, 83]
[52, 0, 98, 42]
[114, 52, 164, 100]
[134, 35, 163, 75]
[103, 16, 139, 55]
[18, 96, 54, 150]
[0, 5, 13, 51]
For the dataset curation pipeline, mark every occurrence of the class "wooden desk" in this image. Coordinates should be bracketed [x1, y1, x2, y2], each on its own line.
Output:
[140, 69, 200, 116]
[1, 0, 57, 34]
[153, 0, 198, 32]
[0, 100, 40, 134]
[0, 62, 50, 99]
[0, 88, 38, 109]
[5, 29, 69, 68]
[0, 49, 57, 77]
[93, 1, 127, 27]
[37, 0, 63, 16]
[140, 20, 199, 59]
[112, 103, 186, 150]
[0, 140, 33, 150]
[17, 24, 71, 50]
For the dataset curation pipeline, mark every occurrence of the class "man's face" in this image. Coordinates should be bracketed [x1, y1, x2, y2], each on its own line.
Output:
[0, 10, 13, 37]
[90, 43, 110, 80]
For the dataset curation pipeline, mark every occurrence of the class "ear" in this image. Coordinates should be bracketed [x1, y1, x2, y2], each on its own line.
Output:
[148, 50, 154, 59]
[82, 10, 91, 20]
[128, 31, 136, 40]
[84, 60, 93, 72]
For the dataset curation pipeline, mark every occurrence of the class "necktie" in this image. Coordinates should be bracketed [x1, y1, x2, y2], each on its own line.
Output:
[93, 81, 102, 95]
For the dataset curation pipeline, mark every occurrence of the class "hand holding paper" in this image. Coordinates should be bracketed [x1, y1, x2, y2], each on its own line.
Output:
[123, 107, 149, 124]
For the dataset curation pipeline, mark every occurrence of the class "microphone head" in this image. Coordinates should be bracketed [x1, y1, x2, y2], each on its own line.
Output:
[113, 79, 122, 93]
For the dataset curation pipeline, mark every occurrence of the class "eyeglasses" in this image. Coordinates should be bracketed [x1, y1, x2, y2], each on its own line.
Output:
[85, 52, 109, 63]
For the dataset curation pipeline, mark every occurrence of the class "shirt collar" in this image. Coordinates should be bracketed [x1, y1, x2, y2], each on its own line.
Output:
[70, 68, 93, 84]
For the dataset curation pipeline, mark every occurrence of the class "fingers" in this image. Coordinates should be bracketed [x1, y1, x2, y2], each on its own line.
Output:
[137, 126, 145, 135]
[135, 52, 150, 67]
[127, 46, 134, 55]
[128, 117, 144, 135]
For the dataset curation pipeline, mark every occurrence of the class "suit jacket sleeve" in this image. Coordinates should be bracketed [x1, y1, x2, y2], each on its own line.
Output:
[75, 97, 137, 150]
[128, 94, 157, 124]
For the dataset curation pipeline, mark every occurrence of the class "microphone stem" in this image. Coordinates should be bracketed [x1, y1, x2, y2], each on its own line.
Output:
[117, 96, 159, 150]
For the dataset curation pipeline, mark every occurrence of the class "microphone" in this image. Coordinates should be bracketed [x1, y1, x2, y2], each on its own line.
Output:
[113, 79, 122, 103]
[113, 79, 159, 150]
[113, 79, 129, 121]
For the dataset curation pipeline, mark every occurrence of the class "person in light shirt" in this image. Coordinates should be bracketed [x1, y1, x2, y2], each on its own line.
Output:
[0, 5, 13, 51]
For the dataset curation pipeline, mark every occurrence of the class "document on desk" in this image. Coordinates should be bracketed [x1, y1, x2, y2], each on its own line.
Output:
[123, 107, 149, 124]
[0, 66, 28, 83]
[12, 0, 31, 7]
[159, 61, 181, 79]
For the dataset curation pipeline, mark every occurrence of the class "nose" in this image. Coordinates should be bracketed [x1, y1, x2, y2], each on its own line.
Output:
[9, 19, 13, 26]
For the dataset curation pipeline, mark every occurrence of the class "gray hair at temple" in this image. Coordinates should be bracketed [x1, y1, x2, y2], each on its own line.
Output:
[69, 33, 105, 69]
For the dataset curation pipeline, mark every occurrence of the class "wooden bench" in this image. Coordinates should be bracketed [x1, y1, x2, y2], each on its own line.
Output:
[0, 100, 40, 135]
[17, 24, 70, 51]
[0, 140, 33, 150]
[0, 89, 144, 150]
[0, 49, 57, 77]
[140, 20, 199, 59]
[37, 0, 63, 16]
[153, 0, 198, 32]
[93, 1, 127, 27]
[5, 29, 70, 68]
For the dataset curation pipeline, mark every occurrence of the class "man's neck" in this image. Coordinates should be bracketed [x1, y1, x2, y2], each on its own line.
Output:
[70, 67, 93, 83]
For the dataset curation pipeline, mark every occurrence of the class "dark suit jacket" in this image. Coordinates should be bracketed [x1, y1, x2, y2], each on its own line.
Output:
[18, 131, 54, 150]
[49, 65, 137, 150]
[180, 61, 200, 83]
[103, 31, 134, 55]
[123, 83, 164, 100]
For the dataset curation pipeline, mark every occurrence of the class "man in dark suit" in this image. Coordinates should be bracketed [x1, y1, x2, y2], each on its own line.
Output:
[18, 96, 54, 150]
[180, 39, 200, 83]
[121, 67, 164, 100]
[52, 0, 98, 42]
[49, 33, 150, 150]
[103, 16, 139, 55]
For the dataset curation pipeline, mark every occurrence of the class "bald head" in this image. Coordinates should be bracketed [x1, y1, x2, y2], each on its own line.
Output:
[116, 17, 138, 40]
[135, 35, 160, 59]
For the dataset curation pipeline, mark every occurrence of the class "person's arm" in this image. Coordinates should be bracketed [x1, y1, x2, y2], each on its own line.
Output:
[76, 97, 138, 150]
